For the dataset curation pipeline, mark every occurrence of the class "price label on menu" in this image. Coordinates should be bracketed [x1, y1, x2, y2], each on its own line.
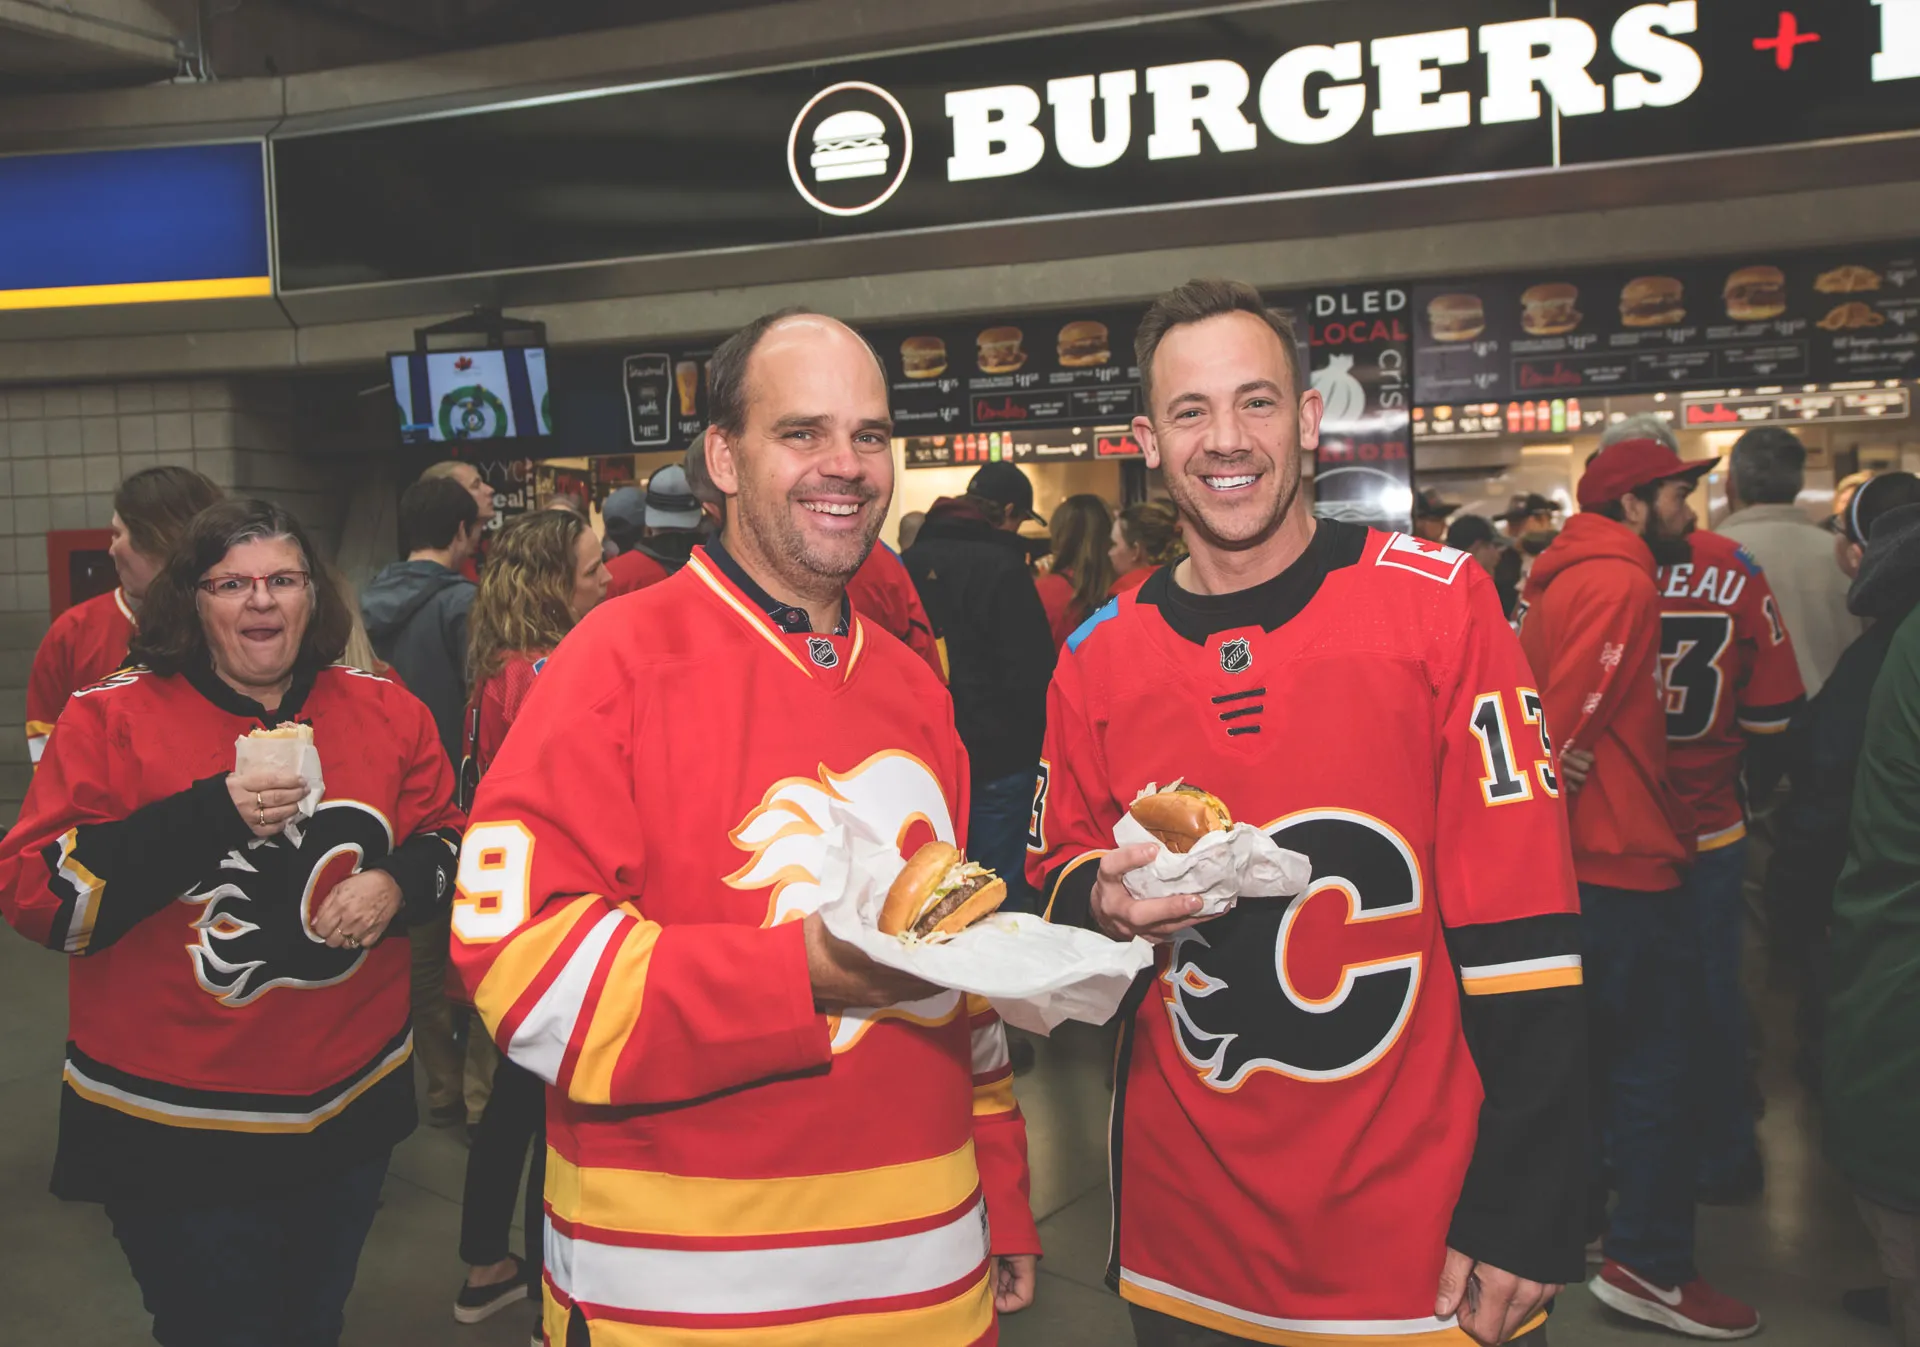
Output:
[873, 309, 1146, 432]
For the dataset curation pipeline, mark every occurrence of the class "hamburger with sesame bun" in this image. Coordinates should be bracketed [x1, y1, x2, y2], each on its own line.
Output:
[879, 842, 1007, 938]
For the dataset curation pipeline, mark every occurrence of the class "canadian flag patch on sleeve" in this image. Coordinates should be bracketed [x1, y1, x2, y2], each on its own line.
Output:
[1374, 532, 1469, 584]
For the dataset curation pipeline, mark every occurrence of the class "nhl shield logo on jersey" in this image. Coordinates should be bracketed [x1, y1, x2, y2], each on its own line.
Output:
[1375, 532, 1469, 585]
[1165, 811, 1423, 1089]
[806, 636, 838, 669]
[1219, 637, 1253, 675]
[182, 801, 394, 1007]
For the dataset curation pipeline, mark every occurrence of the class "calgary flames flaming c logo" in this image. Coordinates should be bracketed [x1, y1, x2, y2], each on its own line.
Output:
[726, 751, 961, 1051]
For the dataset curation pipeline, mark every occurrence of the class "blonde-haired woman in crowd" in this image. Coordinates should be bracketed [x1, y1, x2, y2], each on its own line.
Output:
[1036, 494, 1116, 648]
[450, 509, 606, 1333]
[1108, 499, 1186, 598]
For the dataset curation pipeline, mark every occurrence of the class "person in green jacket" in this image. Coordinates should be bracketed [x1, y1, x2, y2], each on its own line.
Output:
[1827, 500, 1920, 1347]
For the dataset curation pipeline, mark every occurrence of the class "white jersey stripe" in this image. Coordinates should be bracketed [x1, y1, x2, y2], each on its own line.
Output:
[548, 1196, 988, 1316]
[508, 909, 625, 1085]
[1456, 954, 1583, 981]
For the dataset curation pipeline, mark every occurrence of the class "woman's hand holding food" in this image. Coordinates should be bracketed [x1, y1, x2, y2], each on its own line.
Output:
[226, 768, 307, 839]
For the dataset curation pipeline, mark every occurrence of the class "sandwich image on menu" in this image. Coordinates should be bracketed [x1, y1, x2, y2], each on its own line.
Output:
[1724, 266, 1787, 322]
[1818, 302, 1887, 331]
[1620, 276, 1685, 327]
[1057, 320, 1110, 367]
[1817, 265, 1883, 294]
[900, 336, 947, 380]
[1427, 293, 1486, 342]
[1521, 283, 1582, 336]
[977, 326, 1027, 375]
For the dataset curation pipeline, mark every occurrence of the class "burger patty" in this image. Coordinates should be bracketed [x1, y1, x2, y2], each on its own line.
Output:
[917, 877, 991, 932]
[1624, 298, 1682, 319]
[1060, 338, 1108, 358]
[1728, 285, 1785, 307]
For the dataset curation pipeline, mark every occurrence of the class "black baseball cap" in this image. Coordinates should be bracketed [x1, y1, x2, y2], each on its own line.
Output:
[1503, 492, 1561, 523]
[1415, 487, 1461, 519]
[968, 461, 1046, 525]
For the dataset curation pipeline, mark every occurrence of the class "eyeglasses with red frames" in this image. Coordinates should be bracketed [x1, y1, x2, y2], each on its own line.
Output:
[196, 571, 311, 599]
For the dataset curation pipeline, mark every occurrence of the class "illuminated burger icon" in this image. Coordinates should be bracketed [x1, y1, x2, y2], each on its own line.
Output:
[810, 110, 890, 182]
[1521, 283, 1582, 337]
[1057, 320, 1110, 368]
[977, 326, 1027, 375]
[901, 336, 948, 380]
[1724, 266, 1787, 322]
[1427, 293, 1486, 343]
[1620, 276, 1686, 328]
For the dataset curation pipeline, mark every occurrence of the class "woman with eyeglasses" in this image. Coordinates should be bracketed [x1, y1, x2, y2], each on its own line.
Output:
[450, 509, 606, 1335]
[0, 499, 464, 1347]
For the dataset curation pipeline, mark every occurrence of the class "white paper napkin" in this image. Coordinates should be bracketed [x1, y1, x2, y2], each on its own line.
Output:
[1112, 812, 1310, 917]
[233, 733, 324, 845]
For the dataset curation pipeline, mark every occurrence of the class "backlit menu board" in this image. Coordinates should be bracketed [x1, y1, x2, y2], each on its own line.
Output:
[623, 346, 714, 450]
[871, 308, 1146, 436]
[1414, 243, 1920, 403]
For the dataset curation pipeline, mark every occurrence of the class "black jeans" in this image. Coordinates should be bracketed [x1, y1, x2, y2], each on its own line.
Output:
[459, 1054, 546, 1289]
[1130, 1304, 1548, 1345]
[106, 1148, 389, 1347]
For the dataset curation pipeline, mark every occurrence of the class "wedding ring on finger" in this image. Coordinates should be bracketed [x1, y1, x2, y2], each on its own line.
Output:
[344, 933, 361, 949]
[257, 808, 267, 827]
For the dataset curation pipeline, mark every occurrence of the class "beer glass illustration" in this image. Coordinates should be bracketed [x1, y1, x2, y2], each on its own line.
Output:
[675, 361, 700, 417]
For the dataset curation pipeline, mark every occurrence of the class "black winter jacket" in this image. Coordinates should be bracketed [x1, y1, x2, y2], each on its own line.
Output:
[361, 559, 475, 768]
[904, 500, 1056, 784]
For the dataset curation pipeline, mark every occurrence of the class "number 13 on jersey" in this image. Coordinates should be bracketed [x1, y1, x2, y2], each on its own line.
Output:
[1468, 687, 1560, 805]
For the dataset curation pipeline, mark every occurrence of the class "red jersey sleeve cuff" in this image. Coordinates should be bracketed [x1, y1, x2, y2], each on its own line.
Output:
[974, 1109, 1041, 1256]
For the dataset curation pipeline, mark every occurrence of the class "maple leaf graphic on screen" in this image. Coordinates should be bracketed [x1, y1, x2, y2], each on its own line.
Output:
[454, 356, 474, 371]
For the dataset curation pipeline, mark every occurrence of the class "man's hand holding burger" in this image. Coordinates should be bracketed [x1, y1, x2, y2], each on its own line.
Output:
[1089, 844, 1208, 944]
[803, 912, 940, 1010]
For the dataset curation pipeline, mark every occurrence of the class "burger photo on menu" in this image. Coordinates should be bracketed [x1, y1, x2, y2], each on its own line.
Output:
[1818, 302, 1887, 331]
[1724, 266, 1787, 322]
[976, 326, 1027, 375]
[1521, 283, 1582, 336]
[1426, 293, 1486, 343]
[1620, 276, 1686, 328]
[1817, 265, 1883, 294]
[1056, 320, 1111, 368]
[900, 335, 948, 380]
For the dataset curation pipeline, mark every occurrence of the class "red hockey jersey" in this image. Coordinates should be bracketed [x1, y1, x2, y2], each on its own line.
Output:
[1655, 531, 1805, 849]
[847, 542, 946, 680]
[451, 546, 1037, 1347]
[0, 662, 462, 1201]
[25, 587, 134, 764]
[1030, 525, 1585, 1346]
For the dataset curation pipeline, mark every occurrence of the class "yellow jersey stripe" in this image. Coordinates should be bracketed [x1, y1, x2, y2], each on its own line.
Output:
[1696, 821, 1748, 851]
[567, 921, 661, 1105]
[63, 1037, 411, 1134]
[1120, 1274, 1548, 1346]
[686, 556, 811, 676]
[545, 1135, 981, 1239]
[470, 893, 604, 1034]
[1461, 966, 1584, 996]
[972, 1072, 1017, 1117]
[0, 276, 273, 310]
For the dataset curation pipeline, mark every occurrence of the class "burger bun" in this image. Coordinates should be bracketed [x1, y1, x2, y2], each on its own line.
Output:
[878, 841, 1008, 937]
[1129, 785, 1232, 854]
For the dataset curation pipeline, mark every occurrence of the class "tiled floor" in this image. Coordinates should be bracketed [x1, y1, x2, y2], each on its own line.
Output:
[2, 925, 1889, 1346]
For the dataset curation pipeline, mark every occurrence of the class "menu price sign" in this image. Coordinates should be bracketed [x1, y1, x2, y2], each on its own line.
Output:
[623, 348, 713, 449]
[1681, 387, 1913, 429]
[1414, 242, 1920, 402]
[874, 308, 1145, 433]
[1301, 285, 1414, 534]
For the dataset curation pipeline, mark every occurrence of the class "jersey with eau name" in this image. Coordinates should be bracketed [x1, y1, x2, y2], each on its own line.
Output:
[0, 662, 462, 1202]
[25, 588, 135, 764]
[1030, 524, 1585, 1346]
[1655, 530, 1804, 849]
[450, 548, 1037, 1347]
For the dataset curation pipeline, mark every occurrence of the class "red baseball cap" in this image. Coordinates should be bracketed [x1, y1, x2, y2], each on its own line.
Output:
[1577, 438, 1718, 510]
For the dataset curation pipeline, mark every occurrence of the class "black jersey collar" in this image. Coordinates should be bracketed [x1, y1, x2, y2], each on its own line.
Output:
[1139, 518, 1368, 645]
[703, 540, 851, 637]
[183, 654, 319, 725]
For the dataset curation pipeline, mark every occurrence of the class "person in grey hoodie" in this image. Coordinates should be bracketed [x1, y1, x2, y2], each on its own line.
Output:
[362, 475, 481, 769]
[359, 473, 481, 1129]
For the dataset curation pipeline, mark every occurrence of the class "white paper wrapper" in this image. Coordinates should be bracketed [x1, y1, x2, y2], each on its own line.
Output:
[1112, 812, 1310, 917]
[812, 805, 1154, 1035]
[233, 734, 324, 845]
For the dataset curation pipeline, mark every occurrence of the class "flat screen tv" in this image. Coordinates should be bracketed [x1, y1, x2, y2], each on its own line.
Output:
[391, 346, 551, 445]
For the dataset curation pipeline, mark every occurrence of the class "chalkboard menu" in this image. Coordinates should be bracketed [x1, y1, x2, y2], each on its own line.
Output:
[868, 307, 1147, 436]
[623, 345, 715, 450]
[1414, 243, 1920, 404]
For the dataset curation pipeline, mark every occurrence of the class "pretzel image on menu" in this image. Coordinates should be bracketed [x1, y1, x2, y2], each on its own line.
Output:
[1818, 302, 1887, 331]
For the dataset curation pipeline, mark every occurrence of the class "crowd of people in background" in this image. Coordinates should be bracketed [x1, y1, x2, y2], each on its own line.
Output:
[2, 286, 1919, 1347]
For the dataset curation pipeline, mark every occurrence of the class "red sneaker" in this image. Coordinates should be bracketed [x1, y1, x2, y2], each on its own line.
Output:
[1589, 1260, 1760, 1339]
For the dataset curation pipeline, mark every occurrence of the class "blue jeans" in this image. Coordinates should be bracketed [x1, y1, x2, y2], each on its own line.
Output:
[971, 768, 1041, 914]
[1682, 839, 1758, 1189]
[1582, 882, 1698, 1285]
[106, 1149, 390, 1347]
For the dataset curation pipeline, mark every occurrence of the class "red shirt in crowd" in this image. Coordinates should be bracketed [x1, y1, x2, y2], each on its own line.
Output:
[1110, 567, 1155, 600]
[1519, 513, 1693, 891]
[25, 587, 136, 765]
[1655, 530, 1805, 852]
[605, 549, 671, 599]
[847, 543, 945, 681]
